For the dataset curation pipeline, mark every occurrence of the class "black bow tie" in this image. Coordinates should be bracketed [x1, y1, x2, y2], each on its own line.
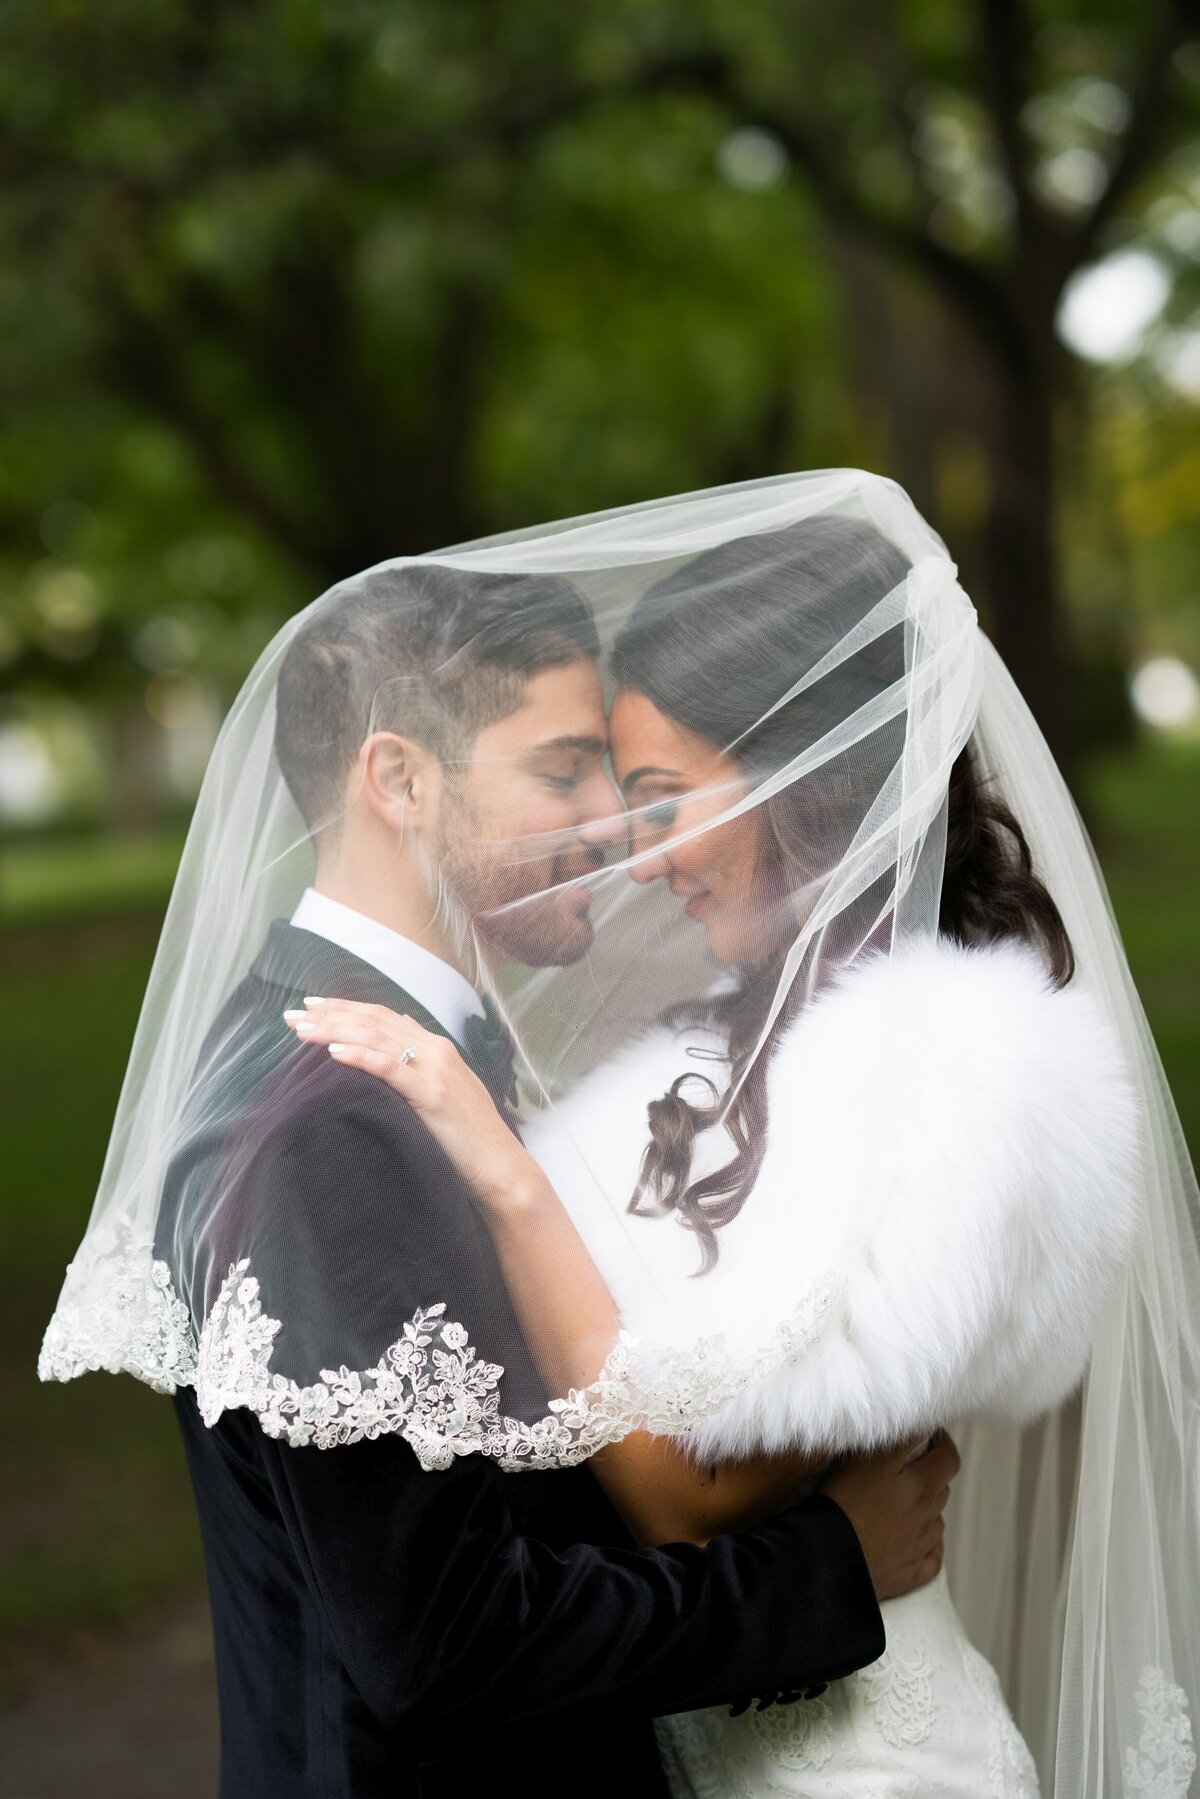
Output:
[462, 996, 518, 1112]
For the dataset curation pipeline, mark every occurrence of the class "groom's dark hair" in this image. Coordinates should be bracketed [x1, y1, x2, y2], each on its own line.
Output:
[275, 564, 600, 831]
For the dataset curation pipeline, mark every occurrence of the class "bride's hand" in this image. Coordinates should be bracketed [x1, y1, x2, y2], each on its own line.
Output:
[282, 999, 542, 1214]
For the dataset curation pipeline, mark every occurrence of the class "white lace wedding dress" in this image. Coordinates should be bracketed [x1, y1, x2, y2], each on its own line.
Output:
[655, 1569, 1038, 1799]
[523, 936, 1140, 1798]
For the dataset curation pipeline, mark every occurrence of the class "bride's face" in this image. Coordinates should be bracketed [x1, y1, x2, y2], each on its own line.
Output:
[609, 685, 789, 966]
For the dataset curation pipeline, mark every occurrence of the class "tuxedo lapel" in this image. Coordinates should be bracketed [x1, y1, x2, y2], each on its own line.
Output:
[250, 916, 516, 1117]
[251, 918, 453, 1044]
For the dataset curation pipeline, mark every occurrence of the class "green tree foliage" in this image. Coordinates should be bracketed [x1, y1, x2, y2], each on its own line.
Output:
[0, 0, 1197, 766]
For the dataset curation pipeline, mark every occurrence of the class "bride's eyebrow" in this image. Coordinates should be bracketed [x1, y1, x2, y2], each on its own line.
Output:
[622, 764, 683, 790]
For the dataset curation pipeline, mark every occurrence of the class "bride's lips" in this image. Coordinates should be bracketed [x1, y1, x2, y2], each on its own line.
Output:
[683, 891, 710, 920]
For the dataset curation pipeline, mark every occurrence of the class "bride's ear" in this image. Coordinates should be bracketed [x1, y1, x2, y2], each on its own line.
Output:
[356, 731, 441, 836]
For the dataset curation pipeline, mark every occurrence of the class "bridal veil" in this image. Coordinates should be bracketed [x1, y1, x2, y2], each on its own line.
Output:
[39, 470, 1199, 1793]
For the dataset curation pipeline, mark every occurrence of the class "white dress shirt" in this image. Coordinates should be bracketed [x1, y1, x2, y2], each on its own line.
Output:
[290, 888, 484, 1048]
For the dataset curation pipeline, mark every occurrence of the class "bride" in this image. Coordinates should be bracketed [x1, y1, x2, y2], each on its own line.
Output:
[286, 494, 1194, 1795]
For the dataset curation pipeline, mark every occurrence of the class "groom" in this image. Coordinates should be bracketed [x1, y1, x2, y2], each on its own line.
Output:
[162, 564, 958, 1798]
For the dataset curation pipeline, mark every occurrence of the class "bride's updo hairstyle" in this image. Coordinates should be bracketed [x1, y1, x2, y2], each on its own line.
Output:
[612, 516, 1074, 1271]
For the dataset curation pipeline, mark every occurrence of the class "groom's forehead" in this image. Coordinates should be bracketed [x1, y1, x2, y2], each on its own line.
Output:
[510, 659, 608, 733]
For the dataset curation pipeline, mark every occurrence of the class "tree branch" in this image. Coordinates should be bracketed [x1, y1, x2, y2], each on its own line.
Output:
[860, 2, 943, 229]
[1066, 1, 1191, 275]
[976, 0, 1041, 246]
[333, 50, 736, 178]
[98, 277, 337, 575]
[690, 59, 1029, 370]
[2, 48, 737, 225]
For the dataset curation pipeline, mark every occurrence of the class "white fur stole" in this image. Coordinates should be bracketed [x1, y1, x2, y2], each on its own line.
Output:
[522, 937, 1141, 1462]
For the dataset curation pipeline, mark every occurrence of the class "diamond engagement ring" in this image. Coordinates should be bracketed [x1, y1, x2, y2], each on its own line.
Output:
[399, 1046, 419, 1066]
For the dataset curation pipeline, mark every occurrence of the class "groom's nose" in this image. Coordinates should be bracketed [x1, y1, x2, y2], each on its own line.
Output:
[576, 771, 629, 854]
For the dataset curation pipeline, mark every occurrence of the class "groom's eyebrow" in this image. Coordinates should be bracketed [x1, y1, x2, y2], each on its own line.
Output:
[527, 734, 606, 756]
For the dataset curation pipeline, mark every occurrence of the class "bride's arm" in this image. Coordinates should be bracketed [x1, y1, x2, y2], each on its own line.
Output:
[286, 999, 821, 1546]
[482, 1165, 825, 1546]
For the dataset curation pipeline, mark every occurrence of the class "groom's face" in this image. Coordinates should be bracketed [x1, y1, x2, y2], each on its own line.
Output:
[438, 656, 626, 967]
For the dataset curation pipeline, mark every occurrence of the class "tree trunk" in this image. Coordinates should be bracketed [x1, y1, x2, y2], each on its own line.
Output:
[978, 341, 1078, 782]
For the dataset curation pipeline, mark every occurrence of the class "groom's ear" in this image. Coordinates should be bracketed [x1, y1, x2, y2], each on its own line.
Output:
[356, 731, 440, 834]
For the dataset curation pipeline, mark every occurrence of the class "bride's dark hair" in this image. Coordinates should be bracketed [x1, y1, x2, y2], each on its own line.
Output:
[611, 516, 1075, 1273]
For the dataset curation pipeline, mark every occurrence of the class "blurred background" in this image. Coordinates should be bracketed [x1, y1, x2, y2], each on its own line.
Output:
[1, 3, 1197, 1792]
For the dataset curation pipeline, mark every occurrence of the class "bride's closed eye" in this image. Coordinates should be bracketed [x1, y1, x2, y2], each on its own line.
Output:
[642, 799, 680, 832]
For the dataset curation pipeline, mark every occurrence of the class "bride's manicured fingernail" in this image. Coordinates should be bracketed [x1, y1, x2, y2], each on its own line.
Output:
[283, 1009, 305, 1022]
[303, 996, 327, 1007]
[328, 1043, 348, 1057]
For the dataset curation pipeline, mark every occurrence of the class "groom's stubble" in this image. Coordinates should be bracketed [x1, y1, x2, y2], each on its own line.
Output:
[435, 771, 607, 970]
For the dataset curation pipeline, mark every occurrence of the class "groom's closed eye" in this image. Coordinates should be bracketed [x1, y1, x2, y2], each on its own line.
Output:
[522, 734, 607, 794]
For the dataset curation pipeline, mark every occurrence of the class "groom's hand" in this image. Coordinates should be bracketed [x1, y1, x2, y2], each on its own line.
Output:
[820, 1428, 960, 1603]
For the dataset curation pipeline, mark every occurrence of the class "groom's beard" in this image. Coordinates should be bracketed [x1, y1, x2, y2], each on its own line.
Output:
[437, 797, 605, 969]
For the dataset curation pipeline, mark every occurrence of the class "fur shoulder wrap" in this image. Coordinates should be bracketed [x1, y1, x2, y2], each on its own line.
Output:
[522, 936, 1142, 1461]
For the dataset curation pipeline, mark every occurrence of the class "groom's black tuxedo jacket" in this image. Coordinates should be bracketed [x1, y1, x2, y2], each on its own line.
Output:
[159, 920, 884, 1799]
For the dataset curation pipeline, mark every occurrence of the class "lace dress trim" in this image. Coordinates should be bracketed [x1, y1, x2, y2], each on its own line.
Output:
[38, 1226, 842, 1470]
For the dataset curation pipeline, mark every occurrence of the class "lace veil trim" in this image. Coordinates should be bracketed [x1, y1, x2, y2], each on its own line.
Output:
[37, 1224, 844, 1471]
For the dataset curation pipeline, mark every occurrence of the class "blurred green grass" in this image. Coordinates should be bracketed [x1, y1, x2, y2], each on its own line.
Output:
[0, 915, 204, 1694]
[0, 829, 188, 927]
[0, 737, 1196, 1686]
[1082, 737, 1200, 1145]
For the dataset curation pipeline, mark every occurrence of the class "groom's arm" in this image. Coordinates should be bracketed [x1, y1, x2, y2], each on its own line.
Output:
[264, 1421, 884, 1741]
[248, 1069, 884, 1733]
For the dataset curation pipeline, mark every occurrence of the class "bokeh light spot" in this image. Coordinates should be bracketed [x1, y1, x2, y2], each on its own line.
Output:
[1129, 657, 1200, 730]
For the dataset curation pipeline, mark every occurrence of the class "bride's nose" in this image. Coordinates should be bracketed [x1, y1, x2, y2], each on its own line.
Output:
[628, 846, 672, 885]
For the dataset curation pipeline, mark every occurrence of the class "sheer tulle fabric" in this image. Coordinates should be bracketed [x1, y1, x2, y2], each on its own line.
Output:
[40, 470, 984, 1459]
[38, 470, 1200, 1792]
[945, 642, 1200, 1797]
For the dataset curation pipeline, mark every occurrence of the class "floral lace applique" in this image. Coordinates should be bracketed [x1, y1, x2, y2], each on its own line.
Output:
[860, 1622, 934, 1748]
[1124, 1666, 1197, 1797]
[37, 1233, 197, 1394]
[746, 1691, 834, 1773]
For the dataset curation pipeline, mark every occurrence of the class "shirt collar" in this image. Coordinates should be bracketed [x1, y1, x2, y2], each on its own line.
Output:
[289, 888, 484, 1048]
